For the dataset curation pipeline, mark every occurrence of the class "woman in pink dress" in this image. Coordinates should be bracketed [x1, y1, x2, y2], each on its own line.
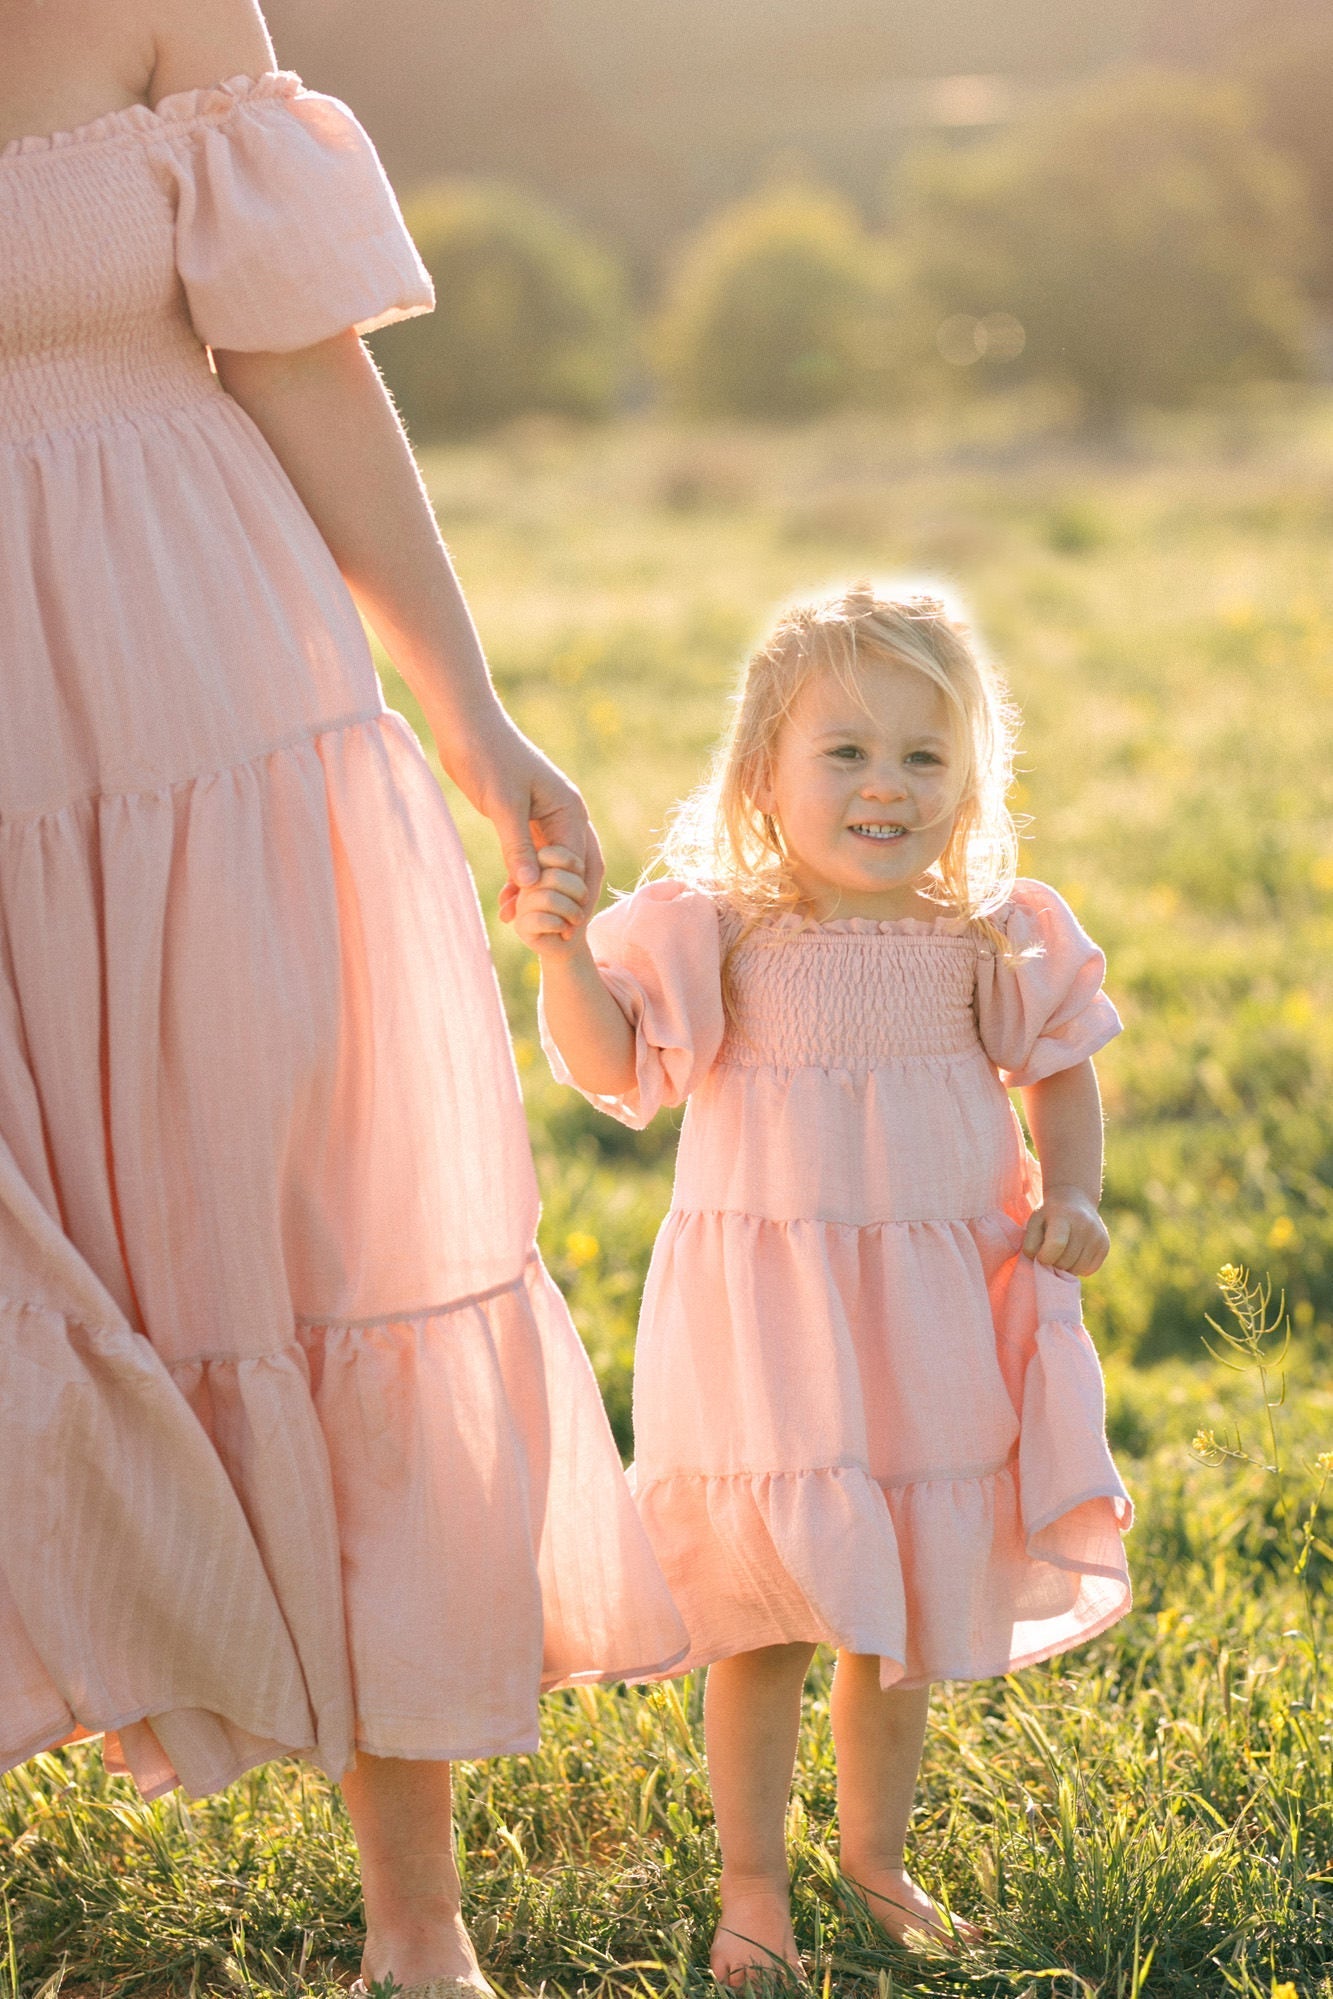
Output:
[0, 0, 685, 1989]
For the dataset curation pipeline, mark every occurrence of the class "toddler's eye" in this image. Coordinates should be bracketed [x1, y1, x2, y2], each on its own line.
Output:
[828, 744, 864, 761]
[906, 750, 944, 767]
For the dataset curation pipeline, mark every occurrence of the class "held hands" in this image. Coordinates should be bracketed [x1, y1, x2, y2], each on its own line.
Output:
[1021, 1185, 1110, 1276]
[512, 845, 592, 956]
[510, 847, 639, 1097]
[444, 716, 604, 924]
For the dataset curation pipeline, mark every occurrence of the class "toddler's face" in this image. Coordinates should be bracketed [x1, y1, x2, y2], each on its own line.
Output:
[758, 658, 959, 919]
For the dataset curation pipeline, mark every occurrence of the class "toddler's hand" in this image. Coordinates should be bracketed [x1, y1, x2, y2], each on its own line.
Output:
[1021, 1186, 1109, 1276]
[512, 844, 591, 956]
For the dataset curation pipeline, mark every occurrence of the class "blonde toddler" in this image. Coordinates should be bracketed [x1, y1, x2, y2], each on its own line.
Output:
[514, 586, 1132, 1981]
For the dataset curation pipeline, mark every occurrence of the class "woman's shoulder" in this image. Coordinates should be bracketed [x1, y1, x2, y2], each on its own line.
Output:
[146, 0, 276, 107]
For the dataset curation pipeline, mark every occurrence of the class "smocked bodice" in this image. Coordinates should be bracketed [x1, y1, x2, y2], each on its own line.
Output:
[0, 128, 217, 445]
[719, 926, 982, 1071]
[0, 74, 432, 450]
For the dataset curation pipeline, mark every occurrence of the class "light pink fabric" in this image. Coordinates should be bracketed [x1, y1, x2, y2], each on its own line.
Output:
[542, 879, 1132, 1687]
[0, 73, 685, 1802]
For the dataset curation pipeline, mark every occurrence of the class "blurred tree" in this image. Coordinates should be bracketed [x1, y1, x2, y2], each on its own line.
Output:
[900, 70, 1311, 430]
[263, 0, 1326, 265]
[654, 186, 917, 420]
[371, 183, 628, 439]
[1230, 25, 1333, 304]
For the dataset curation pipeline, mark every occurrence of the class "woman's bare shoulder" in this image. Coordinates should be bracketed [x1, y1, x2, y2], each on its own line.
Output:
[147, 0, 276, 105]
[0, 0, 156, 144]
[0, 0, 274, 146]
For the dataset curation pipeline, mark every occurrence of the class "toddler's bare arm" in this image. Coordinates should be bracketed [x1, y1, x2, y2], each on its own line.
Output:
[1019, 1058, 1110, 1275]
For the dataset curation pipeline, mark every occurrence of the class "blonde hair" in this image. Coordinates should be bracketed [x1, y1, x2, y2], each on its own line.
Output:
[657, 582, 1022, 941]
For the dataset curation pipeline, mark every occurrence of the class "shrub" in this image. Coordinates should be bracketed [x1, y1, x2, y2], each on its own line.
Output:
[1235, 23, 1333, 302]
[900, 70, 1312, 431]
[654, 185, 914, 421]
[372, 182, 629, 439]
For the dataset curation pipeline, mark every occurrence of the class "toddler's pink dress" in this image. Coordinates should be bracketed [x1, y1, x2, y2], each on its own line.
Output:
[0, 72, 685, 1802]
[544, 878, 1132, 1684]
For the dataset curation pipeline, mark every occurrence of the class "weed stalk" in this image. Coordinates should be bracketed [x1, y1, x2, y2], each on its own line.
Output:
[1191, 1264, 1329, 1704]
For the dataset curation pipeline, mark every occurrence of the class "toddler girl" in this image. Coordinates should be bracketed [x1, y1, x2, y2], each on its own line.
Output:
[515, 586, 1132, 1981]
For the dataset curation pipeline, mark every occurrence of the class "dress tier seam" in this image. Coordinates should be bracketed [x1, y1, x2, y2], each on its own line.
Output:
[635, 1448, 1019, 1489]
[0, 378, 229, 456]
[292, 1254, 539, 1331]
[662, 1205, 1032, 1231]
[711, 1049, 991, 1076]
[0, 708, 390, 833]
[0, 1259, 534, 1362]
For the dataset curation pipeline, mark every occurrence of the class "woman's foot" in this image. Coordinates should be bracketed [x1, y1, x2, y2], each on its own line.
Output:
[359, 1906, 491, 1990]
[711, 1879, 807, 1988]
[840, 1862, 980, 1950]
[342, 1756, 491, 1994]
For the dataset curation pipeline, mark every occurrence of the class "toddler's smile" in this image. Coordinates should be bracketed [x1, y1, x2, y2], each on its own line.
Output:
[849, 820, 908, 841]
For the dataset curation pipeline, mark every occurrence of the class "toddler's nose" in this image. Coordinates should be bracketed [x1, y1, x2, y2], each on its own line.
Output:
[859, 769, 907, 801]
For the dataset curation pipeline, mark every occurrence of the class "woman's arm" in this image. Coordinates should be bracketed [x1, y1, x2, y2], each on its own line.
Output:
[513, 851, 638, 1098]
[1019, 1058, 1111, 1274]
[214, 335, 600, 902]
[147, 0, 596, 900]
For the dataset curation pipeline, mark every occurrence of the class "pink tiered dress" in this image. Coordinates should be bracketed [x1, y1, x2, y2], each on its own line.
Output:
[543, 879, 1132, 1685]
[0, 72, 686, 1803]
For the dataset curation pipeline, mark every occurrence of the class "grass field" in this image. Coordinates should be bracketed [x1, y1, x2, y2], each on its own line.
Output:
[7, 402, 1333, 1997]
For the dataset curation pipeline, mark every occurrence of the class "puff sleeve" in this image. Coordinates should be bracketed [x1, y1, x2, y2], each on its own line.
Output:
[539, 880, 726, 1129]
[975, 879, 1122, 1089]
[165, 73, 433, 351]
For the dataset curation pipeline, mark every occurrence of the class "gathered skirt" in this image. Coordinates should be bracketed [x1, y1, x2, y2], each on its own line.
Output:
[0, 379, 686, 1799]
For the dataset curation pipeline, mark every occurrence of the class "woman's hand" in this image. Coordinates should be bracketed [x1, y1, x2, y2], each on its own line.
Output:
[512, 846, 592, 955]
[1021, 1185, 1110, 1275]
[445, 720, 604, 922]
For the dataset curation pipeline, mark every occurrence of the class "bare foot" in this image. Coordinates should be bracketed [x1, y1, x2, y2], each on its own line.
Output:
[710, 1880, 807, 1988]
[360, 1906, 492, 1989]
[841, 1863, 981, 1950]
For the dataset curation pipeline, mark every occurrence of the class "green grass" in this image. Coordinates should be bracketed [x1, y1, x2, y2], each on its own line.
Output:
[7, 1358, 1333, 1997]
[7, 402, 1333, 1995]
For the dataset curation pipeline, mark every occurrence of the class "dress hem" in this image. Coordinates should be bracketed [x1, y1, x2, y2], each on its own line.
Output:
[542, 1641, 691, 1693]
[632, 1578, 1133, 1691]
[1025, 1483, 1136, 1554]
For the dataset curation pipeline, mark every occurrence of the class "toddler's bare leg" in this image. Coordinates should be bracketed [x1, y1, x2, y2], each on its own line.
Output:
[341, 1753, 489, 1987]
[704, 1643, 817, 1985]
[831, 1655, 979, 1947]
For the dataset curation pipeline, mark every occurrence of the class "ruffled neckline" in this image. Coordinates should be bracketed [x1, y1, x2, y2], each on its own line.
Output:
[1, 71, 301, 160]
